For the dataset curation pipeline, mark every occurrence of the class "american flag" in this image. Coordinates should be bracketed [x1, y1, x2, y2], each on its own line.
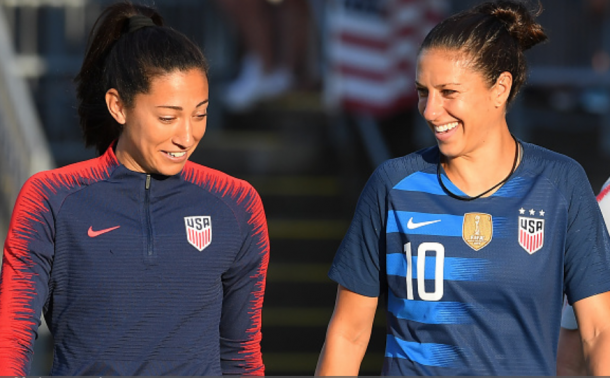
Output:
[325, 0, 448, 118]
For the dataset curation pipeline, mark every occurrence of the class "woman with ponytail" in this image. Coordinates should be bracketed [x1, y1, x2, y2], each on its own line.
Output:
[316, 0, 610, 375]
[0, 2, 268, 376]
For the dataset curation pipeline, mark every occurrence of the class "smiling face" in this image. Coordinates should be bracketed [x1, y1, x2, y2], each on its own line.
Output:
[415, 48, 511, 159]
[107, 68, 209, 176]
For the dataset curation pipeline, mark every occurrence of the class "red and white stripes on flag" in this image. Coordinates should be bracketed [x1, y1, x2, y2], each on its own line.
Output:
[325, 0, 448, 117]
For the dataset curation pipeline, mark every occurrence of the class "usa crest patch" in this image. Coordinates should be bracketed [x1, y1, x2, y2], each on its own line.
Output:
[518, 210, 544, 254]
[184, 216, 212, 251]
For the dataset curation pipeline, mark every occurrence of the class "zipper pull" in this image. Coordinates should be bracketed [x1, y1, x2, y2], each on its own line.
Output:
[145, 174, 151, 190]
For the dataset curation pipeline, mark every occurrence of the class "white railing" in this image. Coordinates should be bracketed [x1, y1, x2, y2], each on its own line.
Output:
[0, 5, 55, 250]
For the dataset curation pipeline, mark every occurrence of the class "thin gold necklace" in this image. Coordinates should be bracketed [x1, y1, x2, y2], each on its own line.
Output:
[437, 134, 520, 201]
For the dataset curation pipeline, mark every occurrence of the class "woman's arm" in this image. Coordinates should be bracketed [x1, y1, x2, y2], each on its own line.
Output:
[219, 187, 269, 376]
[573, 291, 610, 375]
[0, 176, 55, 376]
[315, 285, 378, 376]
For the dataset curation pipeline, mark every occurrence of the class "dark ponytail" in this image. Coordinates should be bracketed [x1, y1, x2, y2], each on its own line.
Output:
[419, 0, 547, 104]
[74, 1, 209, 155]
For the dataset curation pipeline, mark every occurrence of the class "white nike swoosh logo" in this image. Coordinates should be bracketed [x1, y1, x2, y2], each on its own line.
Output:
[407, 217, 441, 229]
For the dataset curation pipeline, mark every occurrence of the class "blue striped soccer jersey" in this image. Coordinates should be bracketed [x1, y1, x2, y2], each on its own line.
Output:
[329, 141, 610, 375]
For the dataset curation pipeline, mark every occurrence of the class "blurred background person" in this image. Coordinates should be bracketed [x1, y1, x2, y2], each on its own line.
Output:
[215, 0, 315, 112]
[323, 0, 448, 163]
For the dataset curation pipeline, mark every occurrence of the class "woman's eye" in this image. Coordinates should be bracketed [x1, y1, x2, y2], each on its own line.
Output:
[159, 117, 174, 123]
[442, 89, 456, 96]
[416, 88, 428, 97]
[195, 113, 207, 120]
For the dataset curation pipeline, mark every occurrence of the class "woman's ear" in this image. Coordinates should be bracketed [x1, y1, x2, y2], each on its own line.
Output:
[105, 88, 127, 124]
[493, 72, 513, 107]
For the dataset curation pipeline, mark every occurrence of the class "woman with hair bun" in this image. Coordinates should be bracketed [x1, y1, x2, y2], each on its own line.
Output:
[0, 2, 268, 376]
[316, 0, 610, 375]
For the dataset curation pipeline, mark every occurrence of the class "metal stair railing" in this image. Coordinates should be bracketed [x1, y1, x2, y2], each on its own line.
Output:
[0, 5, 55, 252]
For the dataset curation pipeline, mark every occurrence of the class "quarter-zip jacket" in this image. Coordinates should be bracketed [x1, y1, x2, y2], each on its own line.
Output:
[0, 146, 269, 375]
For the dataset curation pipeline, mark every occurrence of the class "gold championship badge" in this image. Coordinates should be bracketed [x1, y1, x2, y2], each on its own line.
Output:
[462, 213, 493, 251]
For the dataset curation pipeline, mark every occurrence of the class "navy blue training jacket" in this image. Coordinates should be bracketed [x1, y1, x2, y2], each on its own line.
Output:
[0, 146, 269, 375]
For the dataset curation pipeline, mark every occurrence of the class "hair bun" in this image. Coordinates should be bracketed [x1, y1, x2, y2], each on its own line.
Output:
[476, 0, 547, 50]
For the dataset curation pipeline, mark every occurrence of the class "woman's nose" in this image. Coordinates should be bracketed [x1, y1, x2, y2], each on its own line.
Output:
[421, 92, 442, 121]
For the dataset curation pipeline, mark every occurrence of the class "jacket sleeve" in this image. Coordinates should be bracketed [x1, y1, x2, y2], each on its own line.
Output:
[219, 186, 269, 375]
[0, 175, 55, 376]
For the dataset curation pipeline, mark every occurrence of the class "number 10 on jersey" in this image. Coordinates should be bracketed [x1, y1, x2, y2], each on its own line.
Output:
[405, 242, 445, 301]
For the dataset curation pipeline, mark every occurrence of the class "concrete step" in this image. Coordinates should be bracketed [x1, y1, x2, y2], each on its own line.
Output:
[245, 175, 352, 219]
[267, 239, 344, 264]
[192, 129, 337, 176]
[261, 351, 385, 376]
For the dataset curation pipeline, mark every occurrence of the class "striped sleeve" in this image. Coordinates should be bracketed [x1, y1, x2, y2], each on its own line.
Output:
[219, 184, 269, 376]
[0, 175, 55, 376]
